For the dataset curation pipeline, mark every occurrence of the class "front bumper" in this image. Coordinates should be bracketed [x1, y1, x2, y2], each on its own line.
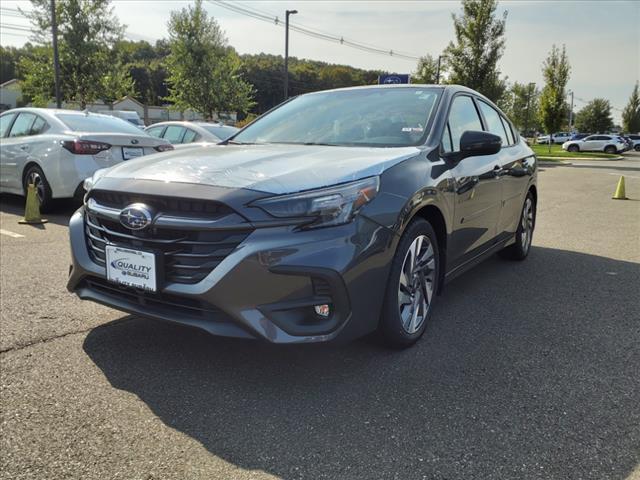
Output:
[67, 207, 397, 343]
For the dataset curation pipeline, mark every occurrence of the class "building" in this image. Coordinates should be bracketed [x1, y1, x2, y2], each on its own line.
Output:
[0, 79, 23, 111]
[0, 80, 236, 125]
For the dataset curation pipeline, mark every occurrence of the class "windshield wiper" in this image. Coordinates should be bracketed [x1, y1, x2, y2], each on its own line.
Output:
[225, 140, 256, 145]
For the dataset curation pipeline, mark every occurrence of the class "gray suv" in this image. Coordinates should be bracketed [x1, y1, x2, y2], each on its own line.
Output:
[68, 85, 537, 348]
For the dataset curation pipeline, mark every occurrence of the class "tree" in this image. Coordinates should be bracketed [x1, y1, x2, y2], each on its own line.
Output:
[622, 82, 640, 134]
[538, 44, 570, 136]
[503, 82, 540, 133]
[21, 0, 131, 108]
[165, 0, 254, 119]
[443, 0, 508, 102]
[413, 55, 440, 84]
[574, 99, 613, 133]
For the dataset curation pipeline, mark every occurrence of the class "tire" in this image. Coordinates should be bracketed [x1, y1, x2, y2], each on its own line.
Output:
[23, 164, 53, 213]
[567, 144, 579, 153]
[604, 145, 617, 154]
[634, 145, 640, 152]
[499, 192, 536, 261]
[379, 218, 440, 348]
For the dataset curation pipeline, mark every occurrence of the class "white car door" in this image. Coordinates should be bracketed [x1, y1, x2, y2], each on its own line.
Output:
[580, 135, 600, 151]
[0, 112, 37, 192]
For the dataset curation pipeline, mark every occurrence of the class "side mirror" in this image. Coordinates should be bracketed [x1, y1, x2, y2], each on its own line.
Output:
[443, 130, 502, 162]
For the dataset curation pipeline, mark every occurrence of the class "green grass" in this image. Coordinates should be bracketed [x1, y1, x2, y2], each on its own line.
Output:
[530, 144, 618, 159]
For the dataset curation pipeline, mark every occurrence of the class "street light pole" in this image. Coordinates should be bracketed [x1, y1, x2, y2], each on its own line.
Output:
[568, 89, 574, 131]
[435, 55, 441, 84]
[284, 9, 298, 100]
[51, 0, 62, 108]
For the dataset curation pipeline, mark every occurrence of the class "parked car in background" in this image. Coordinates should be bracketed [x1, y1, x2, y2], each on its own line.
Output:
[562, 134, 627, 154]
[0, 108, 172, 210]
[97, 110, 145, 130]
[569, 133, 590, 141]
[145, 121, 239, 148]
[617, 135, 633, 152]
[537, 132, 571, 144]
[70, 84, 538, 349]
[627, 134, 640, 151]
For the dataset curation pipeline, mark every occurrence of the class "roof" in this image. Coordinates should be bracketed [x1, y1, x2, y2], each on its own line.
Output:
[0, 79, 19, 88]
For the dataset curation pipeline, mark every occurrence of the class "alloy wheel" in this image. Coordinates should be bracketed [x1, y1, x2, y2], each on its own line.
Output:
[521, 197, 534, 253]
[398, 235, 436, 334]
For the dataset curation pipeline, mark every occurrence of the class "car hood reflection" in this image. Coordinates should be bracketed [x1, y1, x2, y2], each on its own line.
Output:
[99, 143, 421, 194]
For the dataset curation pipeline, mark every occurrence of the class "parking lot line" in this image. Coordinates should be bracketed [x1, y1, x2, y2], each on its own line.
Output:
[0, 229, 25, 238]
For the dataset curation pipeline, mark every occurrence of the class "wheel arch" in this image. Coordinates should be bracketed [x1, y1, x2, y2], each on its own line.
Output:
[411, 204, 448, 294]
[21, 161, 45, 193]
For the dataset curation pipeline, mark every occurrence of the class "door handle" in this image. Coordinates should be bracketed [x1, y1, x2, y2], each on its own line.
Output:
[19, 145, 30, 151]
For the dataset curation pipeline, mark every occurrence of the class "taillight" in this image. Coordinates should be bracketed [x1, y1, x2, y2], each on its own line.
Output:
[61, 140, 111, 155]
[154, 144, 174, 152]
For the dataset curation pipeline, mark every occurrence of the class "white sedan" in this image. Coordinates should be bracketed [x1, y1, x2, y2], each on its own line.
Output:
[562, 134, 627, 154]
[0, 108, 172, 210]
[145, 121, 239, 149]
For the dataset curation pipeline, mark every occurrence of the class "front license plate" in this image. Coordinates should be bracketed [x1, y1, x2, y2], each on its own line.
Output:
[106, 245, 157, 292]
[122, 146, 144, 160]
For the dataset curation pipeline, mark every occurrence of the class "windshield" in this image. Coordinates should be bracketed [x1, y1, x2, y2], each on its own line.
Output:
[201, 124, 239, 140]
[57, 114, 144, 134]
[233, 87, 441, 147]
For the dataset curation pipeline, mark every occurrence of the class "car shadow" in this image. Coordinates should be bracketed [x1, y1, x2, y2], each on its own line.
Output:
[83, 247, 640, 479]
[0, 193, 79, 227]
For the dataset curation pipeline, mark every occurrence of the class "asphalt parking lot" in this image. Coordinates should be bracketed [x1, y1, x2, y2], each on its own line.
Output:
[1, 154, 639, 480]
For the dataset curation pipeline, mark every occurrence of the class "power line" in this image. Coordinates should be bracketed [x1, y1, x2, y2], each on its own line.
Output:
[206, 0, 422, 62]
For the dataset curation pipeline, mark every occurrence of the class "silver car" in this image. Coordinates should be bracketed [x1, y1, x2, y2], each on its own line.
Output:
[562, 134, 627, 154]
[0, 108, 172, 210]
[145, 121, 239, 148]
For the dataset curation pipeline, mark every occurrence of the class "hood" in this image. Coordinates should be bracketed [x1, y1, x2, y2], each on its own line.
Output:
[97, 143, 421, 194]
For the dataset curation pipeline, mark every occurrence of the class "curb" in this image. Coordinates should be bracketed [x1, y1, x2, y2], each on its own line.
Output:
[537, 155, 623, 161]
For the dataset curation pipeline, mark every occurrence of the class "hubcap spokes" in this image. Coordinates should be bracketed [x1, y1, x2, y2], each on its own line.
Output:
[398, 235, 436, 334]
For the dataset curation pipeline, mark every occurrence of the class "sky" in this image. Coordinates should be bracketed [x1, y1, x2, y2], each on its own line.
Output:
[1, 0, 639, 123]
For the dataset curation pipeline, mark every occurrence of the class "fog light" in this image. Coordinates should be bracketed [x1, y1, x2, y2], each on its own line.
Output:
[314, 304, 331, 317]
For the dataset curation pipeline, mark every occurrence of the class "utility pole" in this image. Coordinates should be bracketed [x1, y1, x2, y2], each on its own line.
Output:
[51, 0, 62, 108]
[283, 9, 298, 100]
[435, 55, 441, 84]
[568, 89, 574, 131]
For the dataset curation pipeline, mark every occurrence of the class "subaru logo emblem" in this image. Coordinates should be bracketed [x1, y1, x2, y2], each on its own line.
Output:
[131, 139, 139, 144]
[119, 203, 153, 230]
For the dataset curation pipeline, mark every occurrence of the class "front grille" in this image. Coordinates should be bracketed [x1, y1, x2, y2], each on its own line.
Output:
[90, 190, 232, 217]
[84, 278, 223, 319]
[85, 192, 252, 285]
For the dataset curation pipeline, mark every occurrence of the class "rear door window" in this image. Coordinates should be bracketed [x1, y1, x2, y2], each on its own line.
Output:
[499, 116, 515, 145]
[478, 101, 509, 145]
[9, 113, 36, 137]
[30, 115, 48, 135]
[182, 128, 198, 143]
[163, 126, 186, 144]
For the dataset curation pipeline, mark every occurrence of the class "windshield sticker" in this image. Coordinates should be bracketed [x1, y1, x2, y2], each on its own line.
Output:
[402, 127, 424, 133]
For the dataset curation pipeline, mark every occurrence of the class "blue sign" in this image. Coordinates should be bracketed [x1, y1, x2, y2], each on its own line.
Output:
[378, 74, 410, 85]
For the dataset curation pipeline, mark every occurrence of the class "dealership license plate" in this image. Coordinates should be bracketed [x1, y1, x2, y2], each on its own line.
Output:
[122, 146, 144, 160]
[105, 245, 157, 292]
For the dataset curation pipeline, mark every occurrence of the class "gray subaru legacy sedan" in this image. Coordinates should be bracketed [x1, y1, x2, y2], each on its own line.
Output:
[68, 85, 537, 348]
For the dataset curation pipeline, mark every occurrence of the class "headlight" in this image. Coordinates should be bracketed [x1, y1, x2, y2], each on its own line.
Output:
[251, 176, 380, 229]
